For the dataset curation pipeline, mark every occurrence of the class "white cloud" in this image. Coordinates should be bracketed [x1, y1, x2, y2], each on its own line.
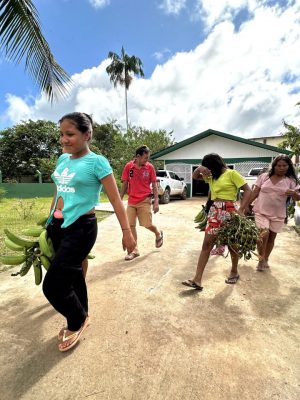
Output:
[152, 48, 172, 61]
[194, 0, 249, 28]
[4, 95, 33, 122]
[3, 1, 300, 142]
[88, 0, 110, 9]
[159, 0, 187, 15]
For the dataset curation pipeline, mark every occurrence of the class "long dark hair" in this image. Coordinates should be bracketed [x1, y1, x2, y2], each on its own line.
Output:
[202, 153, 227, 179]
[269, 154, 298, 183]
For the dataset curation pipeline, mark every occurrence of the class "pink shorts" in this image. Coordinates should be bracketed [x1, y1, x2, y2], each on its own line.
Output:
[254, 214, 284, 233]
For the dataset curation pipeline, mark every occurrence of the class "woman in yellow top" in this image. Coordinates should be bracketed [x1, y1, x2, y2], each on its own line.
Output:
[182, 153, 251, 291]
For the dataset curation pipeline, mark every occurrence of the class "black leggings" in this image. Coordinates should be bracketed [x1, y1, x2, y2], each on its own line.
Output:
[43, 214, 98, 331]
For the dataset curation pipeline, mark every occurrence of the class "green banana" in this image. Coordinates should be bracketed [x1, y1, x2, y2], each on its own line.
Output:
[47, 237, 55, 260]
[87, 253, 95, 259]
[4, 238, 24, 252]
[194, 207, 207, 223]
[22, 227, 45, 237]
[39, 255, 51, 270]
[36, 216, 49, 226]
[19, 255, 34, 276]
[196, 219, 207, 231]
[38, 230, 55, 260]
[4, 229, 38, 249]
[0, 254, 27, 266]
[33, 258, 43, 285]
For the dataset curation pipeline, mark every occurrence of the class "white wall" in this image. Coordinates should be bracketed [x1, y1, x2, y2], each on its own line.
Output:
[159, 135, 280, 160]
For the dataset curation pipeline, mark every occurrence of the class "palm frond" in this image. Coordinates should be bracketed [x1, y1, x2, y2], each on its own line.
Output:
[0, 0, 72, 101]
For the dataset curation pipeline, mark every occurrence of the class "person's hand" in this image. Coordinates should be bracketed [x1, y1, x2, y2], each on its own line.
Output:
[285, 189, 299, 199]
[197, 166, 212, 178]
[237, 208, 245, 216]
[122, 230, 136, 253]
[152, 199, 159, 214]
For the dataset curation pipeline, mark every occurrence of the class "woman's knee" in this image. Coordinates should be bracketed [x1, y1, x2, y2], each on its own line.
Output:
[202, 235, 215, 251]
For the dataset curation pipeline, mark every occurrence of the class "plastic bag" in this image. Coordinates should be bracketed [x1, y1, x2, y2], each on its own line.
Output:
[294, 205, 300, 226]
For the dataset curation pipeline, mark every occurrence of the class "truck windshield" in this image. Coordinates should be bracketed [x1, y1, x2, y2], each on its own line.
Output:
[249, 168, 264, 176]
[156, 171, 167, 177]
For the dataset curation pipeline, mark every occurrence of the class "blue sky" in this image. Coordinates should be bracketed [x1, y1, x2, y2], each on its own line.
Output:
[0, 0, 299, 141]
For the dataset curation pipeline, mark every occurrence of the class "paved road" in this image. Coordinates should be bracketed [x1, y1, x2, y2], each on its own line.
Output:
[1, 198, 299, 400]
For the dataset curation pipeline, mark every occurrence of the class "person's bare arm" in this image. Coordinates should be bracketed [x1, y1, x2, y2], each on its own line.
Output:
[238, 183, 252, 215]
[151, 181, 159, 213]
[101, 174, 136, 253]
[119, 180, 128, 200]
[240, 184, 260, 215]
[192, 166, 212, 180]
[49, 187, 57, 213]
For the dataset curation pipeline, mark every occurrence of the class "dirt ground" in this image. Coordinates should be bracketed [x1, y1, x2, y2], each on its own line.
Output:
[0, 198, 299, 400]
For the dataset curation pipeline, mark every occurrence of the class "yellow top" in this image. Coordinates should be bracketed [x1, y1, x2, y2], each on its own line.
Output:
[204, 169, 246, 200]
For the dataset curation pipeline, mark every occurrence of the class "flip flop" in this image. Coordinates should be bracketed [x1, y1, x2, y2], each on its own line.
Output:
[256, 261, 269, 271]
[225, 275, 240, 284]
[125, 252, 140, 261]
[181, 279, 203, 291]
[58, 316, 91, 341]
[155, 231, 163, 248]
[58, 327, 66, 341]
[58, 316, 90, 352]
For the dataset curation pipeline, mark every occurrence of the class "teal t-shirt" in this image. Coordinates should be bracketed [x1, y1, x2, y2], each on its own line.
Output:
[50, 151, 112, 227]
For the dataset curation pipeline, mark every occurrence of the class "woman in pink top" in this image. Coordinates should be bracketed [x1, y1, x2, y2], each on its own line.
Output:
[250, 155, 300, 271]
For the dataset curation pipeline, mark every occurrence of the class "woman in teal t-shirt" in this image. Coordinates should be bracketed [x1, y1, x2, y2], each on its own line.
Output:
[43, 112, 135, 352]
[182, 153, 251, 291]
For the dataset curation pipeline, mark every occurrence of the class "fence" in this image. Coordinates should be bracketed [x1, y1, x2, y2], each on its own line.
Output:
[0, 183, 55, 199]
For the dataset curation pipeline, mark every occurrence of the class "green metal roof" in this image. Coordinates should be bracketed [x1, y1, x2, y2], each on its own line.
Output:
[151, 129, 290, 159]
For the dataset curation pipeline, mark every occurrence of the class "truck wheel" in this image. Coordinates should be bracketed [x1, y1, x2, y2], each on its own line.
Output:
[181, 188, 187, 200]
[160, 188, 170, 204]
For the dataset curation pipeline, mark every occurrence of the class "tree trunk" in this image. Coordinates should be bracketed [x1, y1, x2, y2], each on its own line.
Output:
[125, 85, 128, 132]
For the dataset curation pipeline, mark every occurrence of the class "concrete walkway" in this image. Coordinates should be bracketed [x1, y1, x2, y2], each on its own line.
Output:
[0, 198, 299, 400]
[95, 200, 127, 212]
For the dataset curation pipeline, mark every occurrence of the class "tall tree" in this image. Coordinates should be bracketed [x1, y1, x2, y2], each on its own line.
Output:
[279, 120, 300, 164]
[0, 120, 61, 181]
[106, 46, 144, 131]
[0, 0, 71, 101]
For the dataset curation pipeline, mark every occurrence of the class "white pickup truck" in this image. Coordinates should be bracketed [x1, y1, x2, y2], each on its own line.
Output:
[244, 167, 266, 187]
[156, 170, 188, 204]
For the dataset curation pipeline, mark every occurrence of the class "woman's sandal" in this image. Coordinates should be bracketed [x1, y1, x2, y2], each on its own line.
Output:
[58, 316, 91, 341]
[58, 316, 90, 352]
[256, 261, 269, 271]
[181, 279, 203, 291]
[225, 275, 240, 284]
[124, 252, 140, 261]
[155, 231, 164, 248]
[58, 327, 66, 341]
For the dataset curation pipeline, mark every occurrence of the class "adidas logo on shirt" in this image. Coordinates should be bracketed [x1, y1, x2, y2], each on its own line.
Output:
[54, 168, 76, 193]
[54, 168, 75, 184]
[57, 185, 75, 193]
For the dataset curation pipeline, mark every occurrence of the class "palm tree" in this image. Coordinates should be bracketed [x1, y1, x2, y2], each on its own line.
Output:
[0, 0, 71, 102]
[106, 46, 144, 131]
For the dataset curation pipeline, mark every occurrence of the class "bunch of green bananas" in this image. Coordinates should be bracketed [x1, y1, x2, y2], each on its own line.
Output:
[194, 206, 208, 231]
[1, 216, 96, 285]
[215, 214, 260, 260]
[0, 216, 54, 285]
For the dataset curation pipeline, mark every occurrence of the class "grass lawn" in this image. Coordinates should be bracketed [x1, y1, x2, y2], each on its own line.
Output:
[0, 194, 112, 269]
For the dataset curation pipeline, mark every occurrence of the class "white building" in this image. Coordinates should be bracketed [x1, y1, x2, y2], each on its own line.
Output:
[151, 129, 290, 197]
